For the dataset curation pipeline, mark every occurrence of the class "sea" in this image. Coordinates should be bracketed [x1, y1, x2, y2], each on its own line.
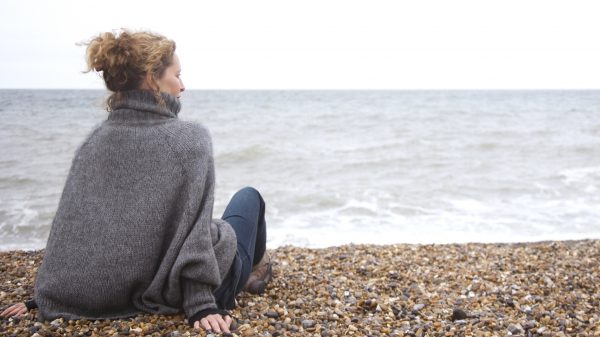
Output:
[1, 90, 599, 251]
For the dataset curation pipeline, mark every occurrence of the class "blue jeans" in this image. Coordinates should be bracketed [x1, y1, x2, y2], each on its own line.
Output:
[213, 187, 267, 308]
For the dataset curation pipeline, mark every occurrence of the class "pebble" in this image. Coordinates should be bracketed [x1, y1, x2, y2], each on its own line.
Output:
[451, 308, 468, 321]
[1, 240, 598, 336]
[523, 320, 537, 330]
[508, 323, 523, 335]
[302, 319, 316, 329]
[412, 303, 425, 312]
[265, 311, 279, 318]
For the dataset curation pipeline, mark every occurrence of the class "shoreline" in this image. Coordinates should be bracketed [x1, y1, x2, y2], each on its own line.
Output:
[2, 240, 599, 336]
[4, 235, 600, 253]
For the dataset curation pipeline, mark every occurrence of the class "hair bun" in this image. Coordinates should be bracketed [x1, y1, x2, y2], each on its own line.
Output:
[83, 29, 175, 94]
[85, 32, 117, 73]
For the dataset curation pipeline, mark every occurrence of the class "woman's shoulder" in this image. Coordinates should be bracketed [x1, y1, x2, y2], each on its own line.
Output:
[159, 119, 214, 157]
[165, 119, 211, 139]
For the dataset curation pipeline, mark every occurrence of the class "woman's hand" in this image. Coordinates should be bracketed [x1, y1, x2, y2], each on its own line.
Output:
[0, 303, 27, 318]
[194, 313, 232, 333]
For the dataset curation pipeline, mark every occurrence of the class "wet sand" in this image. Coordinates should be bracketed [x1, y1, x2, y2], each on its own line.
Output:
[1, 240, 599, 336]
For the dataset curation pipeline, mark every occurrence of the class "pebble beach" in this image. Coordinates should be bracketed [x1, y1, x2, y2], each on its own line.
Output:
[1, 240, 599, 337]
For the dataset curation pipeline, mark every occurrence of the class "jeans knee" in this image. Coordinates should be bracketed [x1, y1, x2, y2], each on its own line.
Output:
[229, 186, 265, 214]
[240, 186, 258, 194]
[236, 186, 261, 199]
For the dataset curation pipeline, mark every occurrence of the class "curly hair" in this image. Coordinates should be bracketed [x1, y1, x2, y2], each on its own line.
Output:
[83, 29, 176, 108]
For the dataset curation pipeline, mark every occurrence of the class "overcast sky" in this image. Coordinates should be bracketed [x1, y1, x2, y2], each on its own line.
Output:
[1, 0, 599, 89]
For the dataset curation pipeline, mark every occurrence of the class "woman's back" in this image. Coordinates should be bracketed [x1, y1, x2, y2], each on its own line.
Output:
[34, 90, 237, 320]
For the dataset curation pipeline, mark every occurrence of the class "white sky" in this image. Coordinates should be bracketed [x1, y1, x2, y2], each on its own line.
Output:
[1, 0, 599, 89]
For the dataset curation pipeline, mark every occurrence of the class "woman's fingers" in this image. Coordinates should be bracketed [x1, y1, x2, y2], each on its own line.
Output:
[2, 303, 19, 317]
[200, 317, 212, 331]
[0, 303, 27, 318]
[197, 314, 231, 333]
[200, 316, 221, 333]
[12, 305, 27, 316]
[224, 314, 233, 326]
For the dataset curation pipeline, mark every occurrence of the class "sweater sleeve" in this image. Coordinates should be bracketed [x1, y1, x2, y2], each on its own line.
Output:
[182, 280, 217, 316]
[169, 125, 236, 318]
[25, 299, 38, 310]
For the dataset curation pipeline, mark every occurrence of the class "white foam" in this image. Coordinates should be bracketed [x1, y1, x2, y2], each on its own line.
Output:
[0, 201, 39, 235]
[559, 166, 600, 185]
[446, 198, 492, 213]
[267, 218, 600, 248]
[265, 190, 600, 248]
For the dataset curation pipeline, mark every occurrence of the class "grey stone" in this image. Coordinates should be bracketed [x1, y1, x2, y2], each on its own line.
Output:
[302, 319, 316, 329]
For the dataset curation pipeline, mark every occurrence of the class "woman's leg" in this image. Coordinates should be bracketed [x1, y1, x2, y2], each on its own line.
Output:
[221, 187, 267, 295]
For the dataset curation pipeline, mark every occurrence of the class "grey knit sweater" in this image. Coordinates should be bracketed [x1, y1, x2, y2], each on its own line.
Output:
[34, 90, 237, 321]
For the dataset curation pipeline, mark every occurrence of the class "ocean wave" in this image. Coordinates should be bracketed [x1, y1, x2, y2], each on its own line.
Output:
[215, 144, 277, 163]
[0, 202, 40, 235]
[558, 166, 600, 195]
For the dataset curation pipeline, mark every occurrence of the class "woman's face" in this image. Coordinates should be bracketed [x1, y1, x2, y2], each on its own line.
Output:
[157, 53, 185, 98]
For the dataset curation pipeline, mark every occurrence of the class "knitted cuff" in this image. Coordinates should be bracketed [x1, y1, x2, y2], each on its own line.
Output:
[182, 281, 216, 318]
[188, 308, 231, 327]
[25, 299, 38, 310]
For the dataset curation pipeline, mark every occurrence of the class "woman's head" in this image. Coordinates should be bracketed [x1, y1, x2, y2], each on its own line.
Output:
[84, 30, 184, 105]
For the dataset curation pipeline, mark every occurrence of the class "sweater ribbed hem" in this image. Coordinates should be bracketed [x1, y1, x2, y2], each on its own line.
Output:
[182, 281, 217, 318]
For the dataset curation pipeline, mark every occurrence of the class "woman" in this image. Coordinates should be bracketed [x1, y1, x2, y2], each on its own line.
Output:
[0, 30, 272, 334]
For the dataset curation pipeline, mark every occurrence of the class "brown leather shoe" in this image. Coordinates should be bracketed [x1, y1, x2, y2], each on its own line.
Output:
[244, 253, 272, 294]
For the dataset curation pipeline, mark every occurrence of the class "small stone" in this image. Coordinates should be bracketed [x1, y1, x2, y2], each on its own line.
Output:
[412, 303, 425, 312]
[265, 311, 279, 318]
[523, 320, 537, 330]
[451, 308, 468, 321]
[50, 318, 63, 327]
[504, 297, 515, 308]
[302, 319, 316, 329]
[338, 254, 350, 260]
[507, 323, 523, 335]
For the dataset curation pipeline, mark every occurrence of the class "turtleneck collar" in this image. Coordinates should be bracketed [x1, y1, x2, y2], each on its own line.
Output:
[108, 90, 181, 121]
